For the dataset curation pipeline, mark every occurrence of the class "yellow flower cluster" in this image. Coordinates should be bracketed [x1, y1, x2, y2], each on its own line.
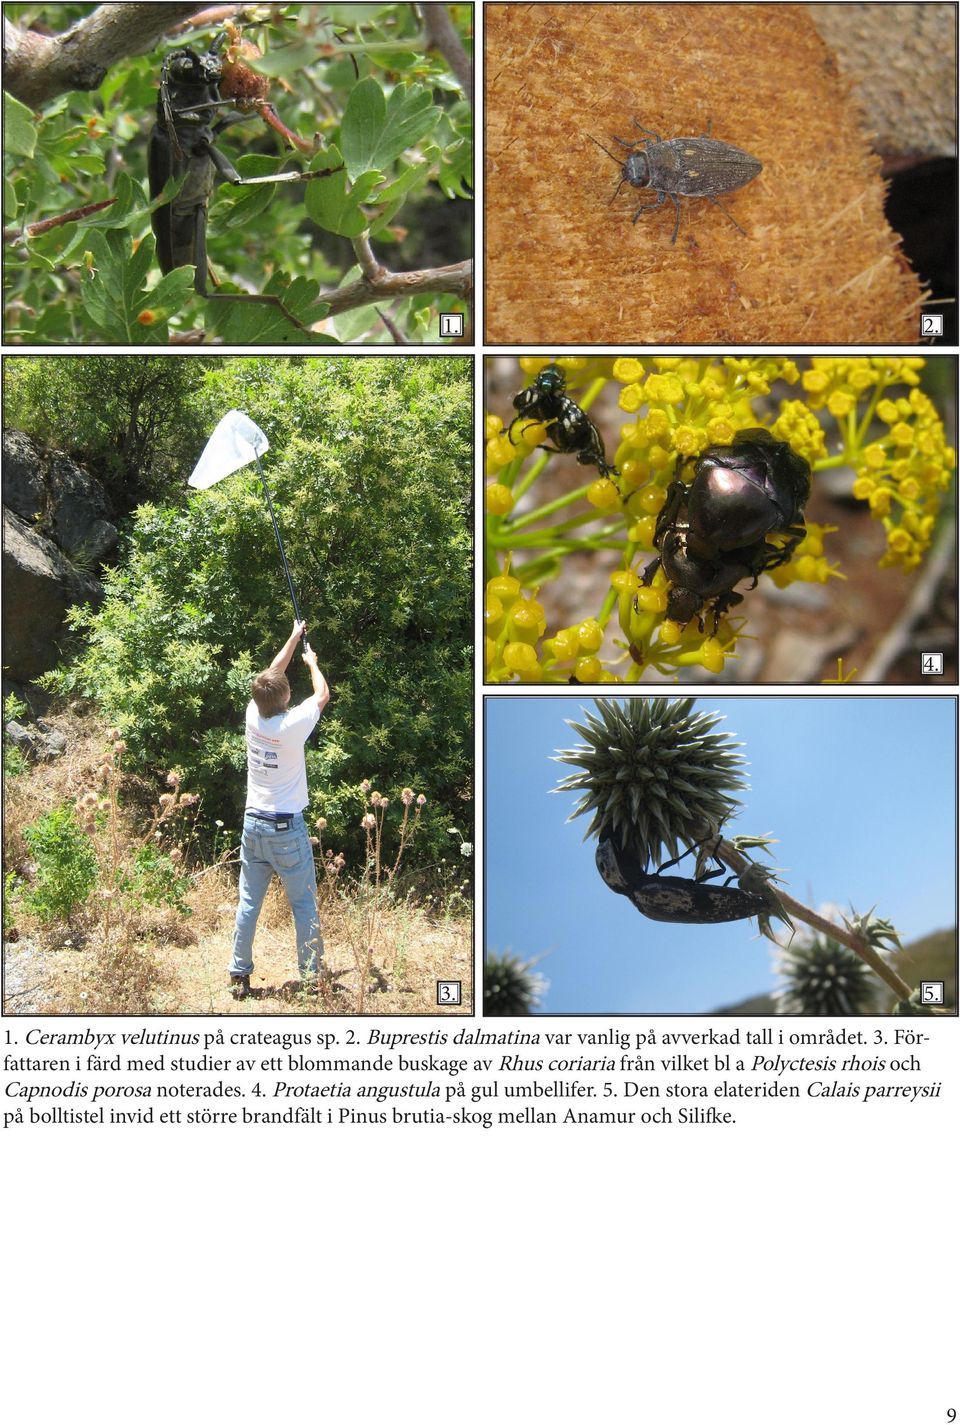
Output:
[484, 357, 954, 683]
[797, 359, 955, 572]
[484, 566, 617, 684]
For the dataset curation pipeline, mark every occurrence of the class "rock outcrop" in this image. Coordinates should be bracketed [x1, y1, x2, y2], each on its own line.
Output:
[2, 430, 116, 683]
[2, 507, 103, 680]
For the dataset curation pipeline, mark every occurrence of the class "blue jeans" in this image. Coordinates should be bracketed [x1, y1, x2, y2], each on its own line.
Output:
[229, 812, 322, 981]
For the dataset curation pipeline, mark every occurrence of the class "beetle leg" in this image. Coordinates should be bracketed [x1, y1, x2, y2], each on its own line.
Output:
[658, 833, 726, 880]
[629, 119, 662, 143]
[639, 555, 662, 587]
[507, 416, 538, 448]
[191, 201, 210, 297]
[708, 590, 743, 632]
[653, 480, 686, 547]
[206, 142, 244, 184]
[753, 525, 805, 577]
[669, 193, 683, 244]
[707, 195, 748, 237]
[631, 190, 666, 224]
[207, 142, 338, 188]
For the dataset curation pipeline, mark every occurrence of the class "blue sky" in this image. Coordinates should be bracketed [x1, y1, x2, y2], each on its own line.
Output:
[484, 696, 957, 1014]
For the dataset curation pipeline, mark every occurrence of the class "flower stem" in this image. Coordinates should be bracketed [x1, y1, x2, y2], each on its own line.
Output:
[718, 840, 913, 1003]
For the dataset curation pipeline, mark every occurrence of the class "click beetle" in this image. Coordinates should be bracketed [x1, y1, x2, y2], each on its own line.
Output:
[596, 830, 769, 924]
[641, 428, 811, 633]
[589, 119, 762, 244]
[510, 364, 620, 482]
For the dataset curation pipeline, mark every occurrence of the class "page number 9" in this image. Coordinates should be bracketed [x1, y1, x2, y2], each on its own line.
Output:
[947, 1411, 956, 1422]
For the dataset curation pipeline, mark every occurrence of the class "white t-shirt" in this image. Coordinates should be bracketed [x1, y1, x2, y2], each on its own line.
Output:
[244, 697, 321, 813]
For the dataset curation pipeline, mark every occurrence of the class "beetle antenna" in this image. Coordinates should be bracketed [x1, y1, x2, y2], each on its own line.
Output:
[586, 135, 630, 204]
[585, 133, 621, 167]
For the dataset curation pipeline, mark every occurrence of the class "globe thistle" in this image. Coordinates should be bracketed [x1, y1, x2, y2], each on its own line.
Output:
[484, 951, 548, 1016]
[552, 697, 748, 867]
[774, 934, 877, 1015]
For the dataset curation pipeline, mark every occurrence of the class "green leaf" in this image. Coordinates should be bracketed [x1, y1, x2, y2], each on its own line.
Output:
[377, 82, 440, 168]
[80, 229, 184, 343]
[3, 93, 37, 160]
[368, 160, 431, 234]
[203, 276, 338, 345]
[304, 165, 369, 238]
[4, 178, 20, 224]
[340, 78, 386, 181]
[340, 79, 440, 182]
[148, 265, 197, 315]
[333, 302, 380, 343]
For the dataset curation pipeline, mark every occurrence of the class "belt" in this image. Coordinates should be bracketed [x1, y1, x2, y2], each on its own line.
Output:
[245, 809, 297, 822]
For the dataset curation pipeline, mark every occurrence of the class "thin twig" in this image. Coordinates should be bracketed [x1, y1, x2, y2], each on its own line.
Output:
[375, 307, 409, 344]
[419, 4, 472, 103]
[3, 199, 116, 243]
[353, 232, 385, 283]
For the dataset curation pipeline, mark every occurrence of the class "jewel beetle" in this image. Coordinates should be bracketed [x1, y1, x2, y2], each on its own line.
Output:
[589, 118, 762, 244]
[510, 364, 620, 482]
[641, 428, 811, 633]
[596, 830, 769, 925]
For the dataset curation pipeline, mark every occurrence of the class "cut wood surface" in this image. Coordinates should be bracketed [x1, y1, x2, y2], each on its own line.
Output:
[485, 3, 927, 344]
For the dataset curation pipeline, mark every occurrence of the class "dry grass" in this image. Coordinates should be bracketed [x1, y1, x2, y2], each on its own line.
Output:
[7, 879, 471, 1017]
[172, 873, 472, 1016]
[3, 711, 473, 1017]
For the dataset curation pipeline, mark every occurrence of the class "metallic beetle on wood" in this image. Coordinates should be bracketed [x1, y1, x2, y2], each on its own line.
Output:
[589, 118, 762, 244]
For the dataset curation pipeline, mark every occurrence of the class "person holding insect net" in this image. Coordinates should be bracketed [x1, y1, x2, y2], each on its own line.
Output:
[229, 620, 330, 1000]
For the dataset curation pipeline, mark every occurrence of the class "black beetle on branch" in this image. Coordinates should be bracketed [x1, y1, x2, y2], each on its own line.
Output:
[148, 29, 343, 324]
[596, 829, 771, 925]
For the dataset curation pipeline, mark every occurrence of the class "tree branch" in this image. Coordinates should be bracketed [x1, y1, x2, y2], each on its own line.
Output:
[323, 250, 472, 317]
[419, 4, 472, 104]
[3, 3, 207, 108]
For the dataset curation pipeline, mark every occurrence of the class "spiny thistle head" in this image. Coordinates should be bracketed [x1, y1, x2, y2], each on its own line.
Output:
[552, 697, 748, 867]
[484, 951, 548, 1016]
[774, 934, 877, 1016]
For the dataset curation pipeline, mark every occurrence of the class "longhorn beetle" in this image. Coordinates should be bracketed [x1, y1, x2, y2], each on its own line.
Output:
[148, 31, 343, 325]
[595, 829, 770, 924]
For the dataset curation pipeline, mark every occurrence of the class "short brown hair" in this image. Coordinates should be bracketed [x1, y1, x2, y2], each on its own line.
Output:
[251, 670, 290, 718]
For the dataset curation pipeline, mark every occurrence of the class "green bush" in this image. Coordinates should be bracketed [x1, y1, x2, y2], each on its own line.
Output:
[3, 357, 208, 506]
[43, 357, 472, 873]
[22, 806, 99, 924]
[122, 845, 191, 914]
[3, 692, 30, 780]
